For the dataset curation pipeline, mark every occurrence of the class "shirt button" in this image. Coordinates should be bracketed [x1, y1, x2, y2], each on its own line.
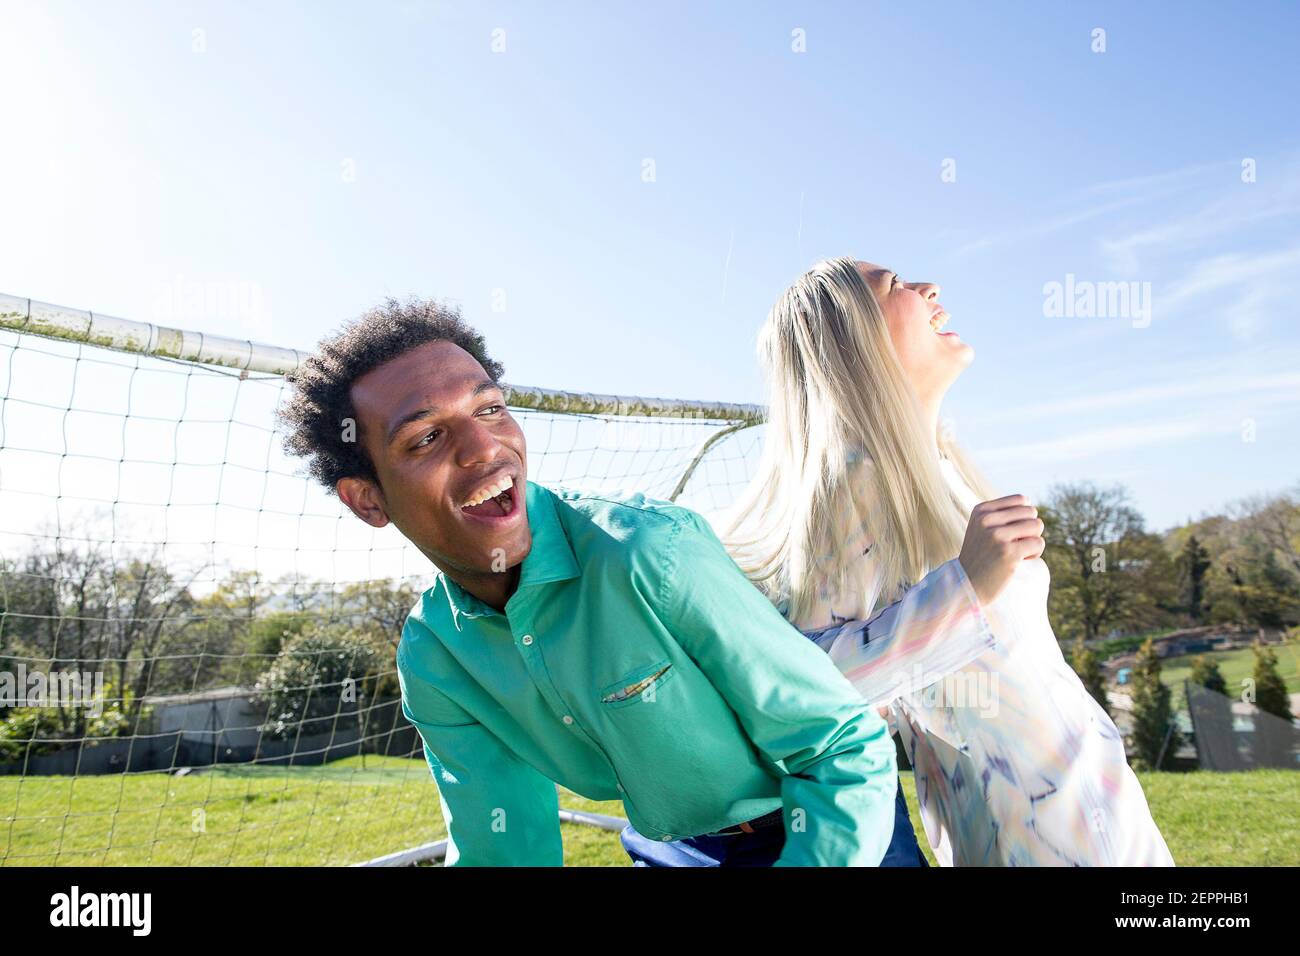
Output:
[521, 634, 534, 645]
[660, 835, 673, 842]
[562, 715, 573, 725]
[616, 783, 625, 793]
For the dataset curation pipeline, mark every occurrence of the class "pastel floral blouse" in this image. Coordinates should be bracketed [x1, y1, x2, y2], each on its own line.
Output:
[781, 451, 1174, 866]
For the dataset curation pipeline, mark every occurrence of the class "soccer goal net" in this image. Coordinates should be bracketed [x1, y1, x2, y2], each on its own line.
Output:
[0, 294, 765, 865]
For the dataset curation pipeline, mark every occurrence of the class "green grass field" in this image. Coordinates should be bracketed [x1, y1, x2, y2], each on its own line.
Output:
[1156, 642, 1300, 710]
[2, 756, 1296, 866]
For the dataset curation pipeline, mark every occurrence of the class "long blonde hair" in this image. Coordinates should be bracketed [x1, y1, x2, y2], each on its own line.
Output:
[719, 256, 998, 625]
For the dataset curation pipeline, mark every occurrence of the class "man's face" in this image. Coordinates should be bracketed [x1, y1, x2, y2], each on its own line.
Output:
[339, 340, 531, 577]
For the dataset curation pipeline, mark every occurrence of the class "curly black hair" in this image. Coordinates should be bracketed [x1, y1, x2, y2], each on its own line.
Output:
[275, 296, 504, 496]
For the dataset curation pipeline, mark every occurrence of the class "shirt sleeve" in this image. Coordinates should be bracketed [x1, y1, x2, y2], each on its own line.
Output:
[799, 557, 996, 707]
[661, 511, 899, 867]
[396, 627, 563, 867]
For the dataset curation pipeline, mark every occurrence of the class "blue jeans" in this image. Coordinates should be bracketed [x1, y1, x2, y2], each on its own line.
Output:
[619, 777, 929, 866]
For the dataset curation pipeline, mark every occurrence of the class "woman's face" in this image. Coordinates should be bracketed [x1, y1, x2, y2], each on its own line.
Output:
[856, 260, 973, 404]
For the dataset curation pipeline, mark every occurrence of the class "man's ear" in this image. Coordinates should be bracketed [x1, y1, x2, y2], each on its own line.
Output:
[337, 476, 391, 529]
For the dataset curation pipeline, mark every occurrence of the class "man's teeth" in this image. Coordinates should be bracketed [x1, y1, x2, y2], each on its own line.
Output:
[463, 475, 514, 508]
[931, 312, 949, 332]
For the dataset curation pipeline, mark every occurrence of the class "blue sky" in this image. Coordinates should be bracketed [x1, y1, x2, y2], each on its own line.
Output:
[3, 0, 1299, 536]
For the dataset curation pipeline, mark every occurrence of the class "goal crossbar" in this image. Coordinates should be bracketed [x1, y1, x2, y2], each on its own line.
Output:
[0, 293, 766, 425]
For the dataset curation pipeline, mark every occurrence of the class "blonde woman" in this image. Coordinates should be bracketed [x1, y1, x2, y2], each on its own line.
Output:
[720, 256, 1173, 866]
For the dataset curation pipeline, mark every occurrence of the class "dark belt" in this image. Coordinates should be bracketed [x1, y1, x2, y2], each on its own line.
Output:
[708, 807, 785, 836]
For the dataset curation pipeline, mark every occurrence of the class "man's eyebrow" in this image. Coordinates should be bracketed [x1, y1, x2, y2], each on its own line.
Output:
[385, 380, 504, 447]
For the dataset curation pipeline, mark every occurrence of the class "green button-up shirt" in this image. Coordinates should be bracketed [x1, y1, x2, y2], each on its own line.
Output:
[396, 479, 897, 866]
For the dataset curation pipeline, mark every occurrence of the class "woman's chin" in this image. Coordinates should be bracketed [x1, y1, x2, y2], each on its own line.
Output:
[935, 332, 974, 363]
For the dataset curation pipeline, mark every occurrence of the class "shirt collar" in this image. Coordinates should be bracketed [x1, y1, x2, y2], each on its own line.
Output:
[516, 478, 581, 589]
[437, 479, 580, 625]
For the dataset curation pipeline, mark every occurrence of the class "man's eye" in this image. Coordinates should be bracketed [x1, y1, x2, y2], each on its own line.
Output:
[481, 404, 503, 415]
[415, 429, 440, 448]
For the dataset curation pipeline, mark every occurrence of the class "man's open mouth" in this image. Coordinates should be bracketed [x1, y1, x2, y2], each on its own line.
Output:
[459, 473, 518, 520]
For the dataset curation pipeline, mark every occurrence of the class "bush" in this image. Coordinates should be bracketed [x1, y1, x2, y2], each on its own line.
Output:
[1189, 654, 1227, 695]
[0, 693, 146, 763]
[0, 708, 69, 762]
[254, 624, 383, 740]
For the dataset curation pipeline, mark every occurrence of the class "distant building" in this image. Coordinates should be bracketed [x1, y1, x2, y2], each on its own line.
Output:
[140, 686, 267, 755]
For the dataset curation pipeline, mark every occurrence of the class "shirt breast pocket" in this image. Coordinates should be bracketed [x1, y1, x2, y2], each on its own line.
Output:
[597, 659, 677, 710]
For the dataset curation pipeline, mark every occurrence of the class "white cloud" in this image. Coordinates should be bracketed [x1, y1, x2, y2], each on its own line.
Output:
[979, 387, 1300, 465]
[1160, 245, 1300, 315]
[980, 416, 1228, 464]
[1081, 159, 1234, 197]
[1099, 179, 1300, 275]
[955, 191, 1171, 257]
[968, 367, 1300, 427]
[953, 158, 1238, 258]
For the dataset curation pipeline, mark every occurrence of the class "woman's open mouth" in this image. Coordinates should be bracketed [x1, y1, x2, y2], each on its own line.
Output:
[930, 309, 958, 337]
[459, 473, 523, 526]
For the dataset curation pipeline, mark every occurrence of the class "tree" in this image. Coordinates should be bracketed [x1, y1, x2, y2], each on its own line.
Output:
[1244, 641, 1296, 768]
[1203, 490, 1300, 628]
[101, 552, 205, 730]
[1042, 482, 1173, 642]
[1129, 637, 1180, 769]
[335, 578, 423, 700]
[1250, 642, 1293, 722]
[1217, 554, 1299, 629]
[1183, 656, 1237, 770]
[337, 578, 423, 647]
[246, 610, 316, 659]
[1231, 486, 1300, 581]
[1177, 534, 1212, 624]
[1120, 529, 1183, 632]
[1070, 636, 1110, 717]
[0, 533, 202, 739]
[1188, 654, 1227, 695]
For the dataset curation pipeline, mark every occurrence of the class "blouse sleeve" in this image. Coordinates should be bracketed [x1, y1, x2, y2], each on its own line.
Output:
[797, 452, 997, 706]
[801, 557, 996, 706]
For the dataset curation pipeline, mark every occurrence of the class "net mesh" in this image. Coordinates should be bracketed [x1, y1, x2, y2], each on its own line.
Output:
[0, 312, 763, 864]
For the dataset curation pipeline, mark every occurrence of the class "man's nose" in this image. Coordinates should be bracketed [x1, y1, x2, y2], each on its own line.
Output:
[907, 281, 941, 301]
[454, 417, 502, 467]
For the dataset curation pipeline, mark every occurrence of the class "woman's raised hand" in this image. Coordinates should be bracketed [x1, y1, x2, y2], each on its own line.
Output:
[957, 494, 1046, 606]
